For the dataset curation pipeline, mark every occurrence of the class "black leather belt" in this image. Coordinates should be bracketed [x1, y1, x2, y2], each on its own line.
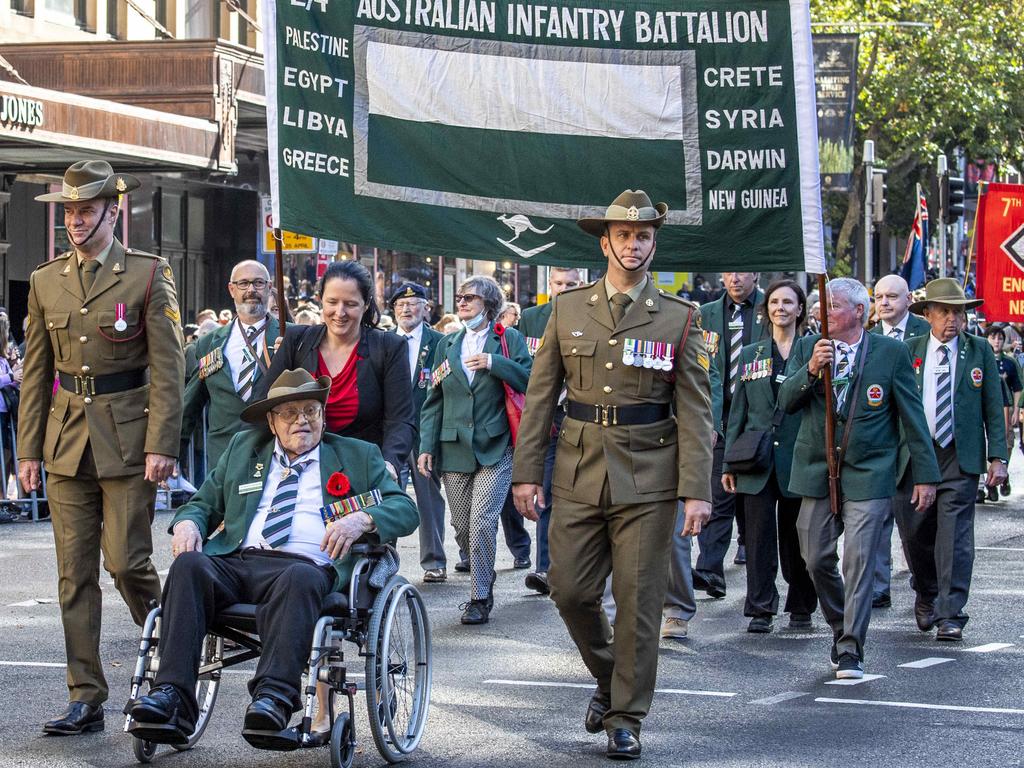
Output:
[566, 400, 671, 427]
[58, 368, 149, 396]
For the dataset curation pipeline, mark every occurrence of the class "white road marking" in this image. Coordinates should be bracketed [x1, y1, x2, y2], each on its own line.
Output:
[484, 680, 737, 698]
[6, 598, 55, 606]
[898, 657, 955, 669]
[750, 691, 808, 705]
[962, 643, 1015, 653]
[975, 546, 1024, 552]
[0, 661, 66, 668]
[816, 697, 1024, 716]
[824, 674, 886, 686]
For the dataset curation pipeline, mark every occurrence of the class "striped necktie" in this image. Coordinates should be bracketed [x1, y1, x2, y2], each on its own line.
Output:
[261, 457, 313, 549]
[728, 303, 744, 396]
[934, 345, 953, 448]
[236, 323, 264, 402]
[833, 343, 851, 414]
[888, 326, 903, 340]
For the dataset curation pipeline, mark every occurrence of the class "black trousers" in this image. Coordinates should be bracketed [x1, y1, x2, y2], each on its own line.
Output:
[695, 440, 745, 580]
[741, 472, 818, 617]
[156, 549, 334, 721]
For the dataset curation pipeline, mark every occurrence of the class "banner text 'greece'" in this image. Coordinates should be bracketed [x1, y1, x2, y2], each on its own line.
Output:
[263, 0, 825, 272]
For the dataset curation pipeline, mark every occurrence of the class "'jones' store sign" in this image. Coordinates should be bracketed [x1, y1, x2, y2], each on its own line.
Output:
[0, 94, 45, 129]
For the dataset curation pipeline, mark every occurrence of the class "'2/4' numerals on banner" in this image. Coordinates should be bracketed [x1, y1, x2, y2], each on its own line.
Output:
[291, 0, 328, 13]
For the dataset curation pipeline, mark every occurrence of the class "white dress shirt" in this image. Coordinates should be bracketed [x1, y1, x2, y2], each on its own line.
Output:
[242, 443, 331, 565]
[396, 322, 424, 385]
[879, 314, 909, 339]
[225, 317, 267, 392]
[461, 323, 491, 384]
[922, 334, 958, 439]
[833, 331, 865, 375]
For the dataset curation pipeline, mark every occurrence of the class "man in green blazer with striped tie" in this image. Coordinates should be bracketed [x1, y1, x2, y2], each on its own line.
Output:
[895, 279, 1007, 642]
[779, 278, 940, 681]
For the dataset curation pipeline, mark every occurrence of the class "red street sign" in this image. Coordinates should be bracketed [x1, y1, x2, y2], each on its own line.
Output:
[975, 182, 1024, 322]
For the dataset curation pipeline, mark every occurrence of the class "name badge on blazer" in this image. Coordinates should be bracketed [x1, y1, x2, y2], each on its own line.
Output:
[238, 481, 262, 494]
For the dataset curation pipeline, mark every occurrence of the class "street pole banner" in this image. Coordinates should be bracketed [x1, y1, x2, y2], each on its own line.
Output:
[813, 33, 858, 193]
[262, 0, 825, 272]
[975, 182, 1024, 322]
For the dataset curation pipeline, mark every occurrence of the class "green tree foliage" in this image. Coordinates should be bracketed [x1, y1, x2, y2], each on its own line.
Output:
[810, 0, 1024, 271]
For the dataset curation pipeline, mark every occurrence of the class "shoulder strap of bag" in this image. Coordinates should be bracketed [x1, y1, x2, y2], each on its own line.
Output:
[836, 332, 871, 476]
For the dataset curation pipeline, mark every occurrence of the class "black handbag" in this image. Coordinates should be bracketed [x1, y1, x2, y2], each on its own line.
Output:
[724, 410, 784, 473]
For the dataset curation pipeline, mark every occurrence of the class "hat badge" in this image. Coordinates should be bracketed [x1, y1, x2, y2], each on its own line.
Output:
[404, 287, 414, 297]
[69, 186, 80, 201]
[626, 205, 639, 221]
[116, 177, 127, 193]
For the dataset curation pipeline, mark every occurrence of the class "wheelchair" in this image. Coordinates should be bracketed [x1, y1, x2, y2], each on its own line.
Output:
[123, 545, 432, 767]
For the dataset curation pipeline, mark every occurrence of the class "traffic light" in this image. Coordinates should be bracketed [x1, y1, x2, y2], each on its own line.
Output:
[944, 176, 965, 223]
[871, 169, 888, 224]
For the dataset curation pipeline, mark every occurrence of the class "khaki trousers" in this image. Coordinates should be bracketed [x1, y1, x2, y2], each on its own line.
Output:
[548, 484, 676, 735]
[46, 446, 161, 705]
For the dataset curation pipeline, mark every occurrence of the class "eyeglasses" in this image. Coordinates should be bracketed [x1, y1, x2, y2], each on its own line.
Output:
[394, 299, 425, 311]
[271, 404, 323, 423]
[454, 294, 482, 304]
[231, 279, 269, 291]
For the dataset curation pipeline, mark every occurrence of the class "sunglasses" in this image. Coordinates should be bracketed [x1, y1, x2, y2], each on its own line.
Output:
[454, 294, 482, 304]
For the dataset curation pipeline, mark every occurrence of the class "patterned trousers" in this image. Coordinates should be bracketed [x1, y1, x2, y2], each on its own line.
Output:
[442, 448, 514, 600]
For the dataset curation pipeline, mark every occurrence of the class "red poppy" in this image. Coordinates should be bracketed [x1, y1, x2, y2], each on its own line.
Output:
[494, 323, 506, 336]
[913, 357, 923, 370]
[326, 472, 351, 497]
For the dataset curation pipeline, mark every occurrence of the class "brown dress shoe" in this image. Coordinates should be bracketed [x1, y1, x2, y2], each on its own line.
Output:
[914, 598, 936, 632]
[935, 620, 963, 641]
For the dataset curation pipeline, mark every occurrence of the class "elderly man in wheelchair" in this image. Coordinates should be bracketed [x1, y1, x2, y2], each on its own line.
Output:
[124, 369, 428, 764]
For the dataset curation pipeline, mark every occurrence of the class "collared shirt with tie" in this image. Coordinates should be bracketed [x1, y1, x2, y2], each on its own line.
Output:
[880, 315, 909, 341]
[76, 241, 113, 295]
[832, 332, 865, 415]
[244, 443, 330, 565]
[226, 317, 267, 400]
[923, 334, 959, 443]
[396, 322, 424, 385]
[725, 296, 755, 397]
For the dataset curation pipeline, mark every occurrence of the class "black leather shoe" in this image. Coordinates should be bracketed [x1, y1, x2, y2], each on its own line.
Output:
[871, 593, 891, 609]
[747, 616, 773, 633]
[733, 545, 747, 565]
[454, 559, 470, 572]
[692, 571, 727, 599]
[584, 689, 610, 734]
[513, 557, 532, 570]
[43, 701, 104, 735]
[244, 695, 291, 732]
[914, 598, 936, 632]
[128, 685, 196, 744]
[525, 571, 550, 595]
[607, 729, 641, 760]
[936, 620, 963, 641]
[460, 599, 491, 625]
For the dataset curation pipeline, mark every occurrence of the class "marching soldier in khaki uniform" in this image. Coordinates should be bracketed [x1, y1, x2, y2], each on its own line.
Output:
[17, 161, 185, 735]
[513, 190, 713, 760]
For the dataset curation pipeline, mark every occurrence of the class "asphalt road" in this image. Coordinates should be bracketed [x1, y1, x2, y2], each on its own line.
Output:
[1, 463, 1022, 768]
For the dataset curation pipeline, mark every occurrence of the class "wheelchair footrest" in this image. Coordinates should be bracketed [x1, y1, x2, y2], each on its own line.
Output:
[128, 720, 191, 746]
[241, 726, 303, 752]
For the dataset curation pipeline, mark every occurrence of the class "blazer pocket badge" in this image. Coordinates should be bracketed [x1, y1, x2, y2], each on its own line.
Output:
[866, 384, 884, 407]
[970, 367, 983, 387]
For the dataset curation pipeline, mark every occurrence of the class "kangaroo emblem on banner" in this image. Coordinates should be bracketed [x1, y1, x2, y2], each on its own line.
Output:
[496, 214, 557, 259]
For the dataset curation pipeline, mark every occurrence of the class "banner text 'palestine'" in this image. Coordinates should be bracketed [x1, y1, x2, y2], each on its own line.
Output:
[263, 0, 825, 272]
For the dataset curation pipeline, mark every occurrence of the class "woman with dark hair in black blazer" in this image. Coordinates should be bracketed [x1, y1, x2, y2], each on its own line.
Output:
[254, 260, 414, 477]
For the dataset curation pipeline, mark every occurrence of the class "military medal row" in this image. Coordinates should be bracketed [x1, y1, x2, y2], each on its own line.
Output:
[622, 338, 675, 370]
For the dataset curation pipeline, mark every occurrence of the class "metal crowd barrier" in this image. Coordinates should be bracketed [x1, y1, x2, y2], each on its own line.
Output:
[0, 414, 48, 522]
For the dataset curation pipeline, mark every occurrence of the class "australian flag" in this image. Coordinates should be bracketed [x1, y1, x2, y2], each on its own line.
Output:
[900, 187, 928, 290]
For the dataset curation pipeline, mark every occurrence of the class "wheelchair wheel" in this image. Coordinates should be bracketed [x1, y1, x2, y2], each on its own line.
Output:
[172, 634, 223, 751]
[365, 576, 432, 763]
[132, 737, 157, 763]
[329, 712, 355, 768]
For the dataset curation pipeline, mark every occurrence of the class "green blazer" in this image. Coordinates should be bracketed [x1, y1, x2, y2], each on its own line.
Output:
[697, 289, 770, 384]
[518, 303, 552, 346]
[869, 312, 930, 340]
[419, 324, 532, 473]
[169, 431, 418, 591]
[898, 332, 1007, 477]
[723, 341, 801, 497]
[392, 323, 444, 421]
[779, 332, 941, 501]
[180, 318, 282, 468]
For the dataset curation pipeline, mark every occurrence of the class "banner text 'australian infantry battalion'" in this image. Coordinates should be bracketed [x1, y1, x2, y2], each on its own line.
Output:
[263, 0, 825, 272]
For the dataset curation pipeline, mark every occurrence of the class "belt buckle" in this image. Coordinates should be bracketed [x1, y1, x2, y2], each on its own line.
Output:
[74, 374, 96, 396]
[599, 404, 618, 427]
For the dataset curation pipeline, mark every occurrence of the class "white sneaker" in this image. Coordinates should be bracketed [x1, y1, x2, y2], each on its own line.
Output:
[661, 617, 688, 639]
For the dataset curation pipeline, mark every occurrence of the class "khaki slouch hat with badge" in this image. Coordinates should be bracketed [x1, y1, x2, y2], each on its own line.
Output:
[35, 160, 141, 203]
[577, 189, 668, 236]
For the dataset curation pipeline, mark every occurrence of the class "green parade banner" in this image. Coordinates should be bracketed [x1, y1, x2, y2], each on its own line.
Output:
[262, 0, 825, 272]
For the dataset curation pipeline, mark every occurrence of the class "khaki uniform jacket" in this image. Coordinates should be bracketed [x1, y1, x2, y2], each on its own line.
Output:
[512, 279, 713, 505]
[17, 239, 185, 477]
